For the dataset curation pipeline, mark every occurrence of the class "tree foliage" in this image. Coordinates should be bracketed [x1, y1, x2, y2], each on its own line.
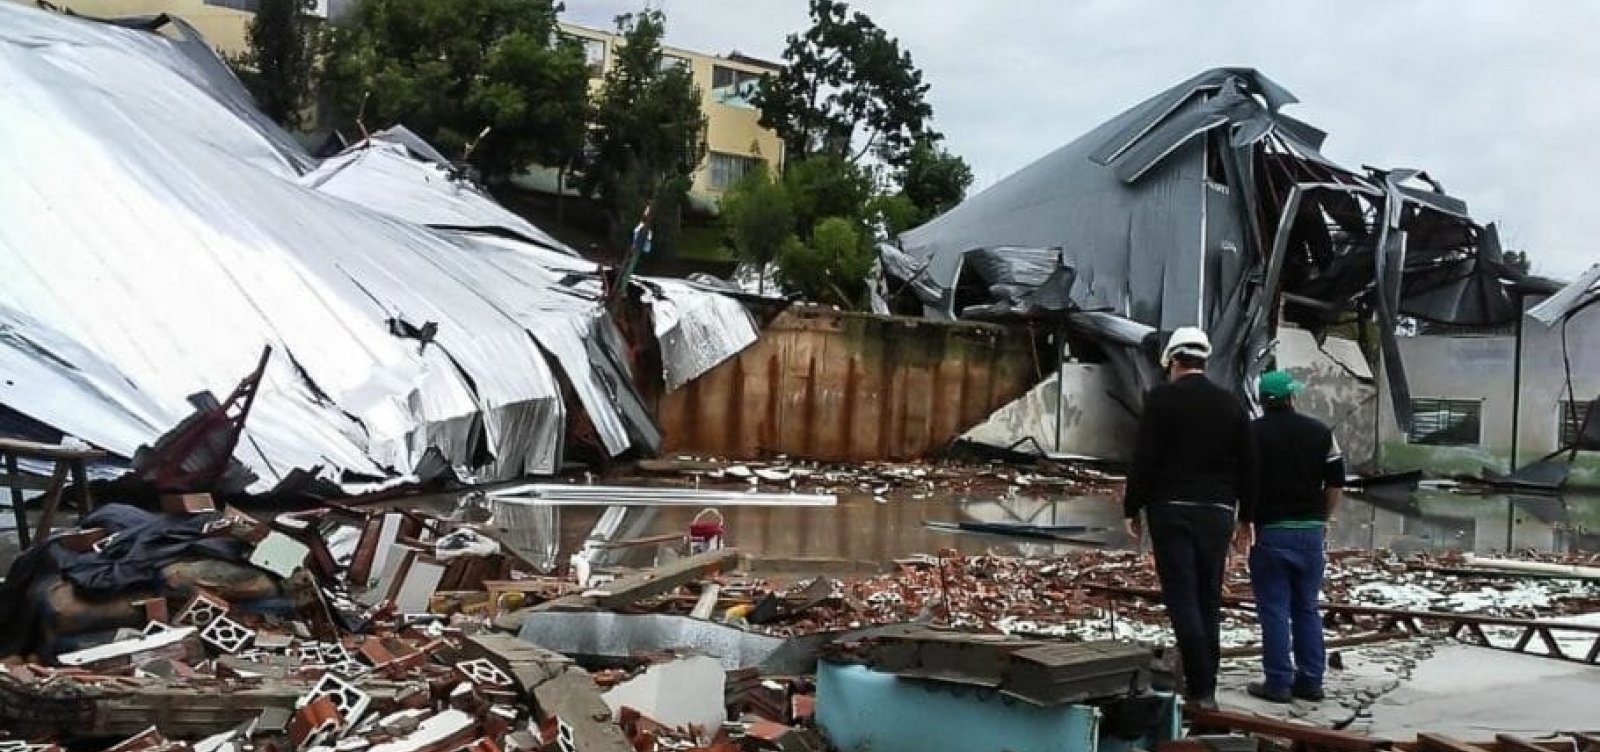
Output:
[778, 216, 875, 308]
[782, 154, 873, 240]
[753, 0, 936, 168]
[321, 0, 589, 181]
[898, 139, 973, 221]
[231, 0, 321, 128]
[719, 166, 795, 292]
[580, 10, 708, 253]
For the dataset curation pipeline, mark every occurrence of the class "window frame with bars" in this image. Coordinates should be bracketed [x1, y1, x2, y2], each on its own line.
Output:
[1406, 397, 1483, 447]
[1558, 399, 1593, 449]
[707, 152, 763, 191]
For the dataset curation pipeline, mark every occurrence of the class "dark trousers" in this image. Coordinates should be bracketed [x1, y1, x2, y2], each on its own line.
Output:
[1147, 502, 1235, 700]
[1249, 526, 1327, 692]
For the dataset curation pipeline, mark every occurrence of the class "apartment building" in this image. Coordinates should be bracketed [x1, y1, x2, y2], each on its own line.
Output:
[517, 21, 784, 211]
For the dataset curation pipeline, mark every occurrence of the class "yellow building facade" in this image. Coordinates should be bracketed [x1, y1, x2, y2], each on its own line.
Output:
[35, 0, 267, 56]
[20, 4, 782, 209]
[553, 21, 785, 211]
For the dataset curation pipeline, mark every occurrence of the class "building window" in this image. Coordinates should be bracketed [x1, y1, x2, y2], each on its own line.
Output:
[660, 54, 690, 73]
[1559, 400, 1593, 448]
[711, 65, 762, 109]
[204, 0, 262, 10]
[707, 152, 762, 190]
[1407, 398, 1482, 446]
[564, 35, 606, 78]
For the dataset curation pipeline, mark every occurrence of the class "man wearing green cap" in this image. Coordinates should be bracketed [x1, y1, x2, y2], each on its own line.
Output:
[1246, 370, 1345, 704]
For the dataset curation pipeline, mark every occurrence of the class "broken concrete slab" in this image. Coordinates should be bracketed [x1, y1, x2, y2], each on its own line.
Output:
[55, 627, 202, 673]
[601, 654, 725, 735]
[250, 532, 311, 580]
[531, 667, 633, 752]
[462, 633, 572, 695]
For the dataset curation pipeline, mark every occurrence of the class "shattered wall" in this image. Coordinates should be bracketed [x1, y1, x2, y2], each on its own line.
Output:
[656, 308, 1041, 462]
[959, 364, 1138, 461]
[1276, 328, 1378, 472]
[1376, 302, 1600, 484]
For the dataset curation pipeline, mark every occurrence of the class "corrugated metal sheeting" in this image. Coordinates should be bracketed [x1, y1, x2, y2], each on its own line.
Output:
[892, 68, 1530, 428]
[0, 5, 756, 490]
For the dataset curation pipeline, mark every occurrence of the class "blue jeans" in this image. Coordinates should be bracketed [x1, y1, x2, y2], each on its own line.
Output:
[1249, 526, 1326, 692]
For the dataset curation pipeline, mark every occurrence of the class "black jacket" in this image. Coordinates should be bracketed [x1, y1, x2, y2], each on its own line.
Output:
[1123, 373, 1258, 521]
[1250, 407, 1345, 525]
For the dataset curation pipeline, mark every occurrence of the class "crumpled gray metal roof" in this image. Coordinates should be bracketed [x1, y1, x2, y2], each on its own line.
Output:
[894, 67, 1523, 429]
[0, 4, 755, 489]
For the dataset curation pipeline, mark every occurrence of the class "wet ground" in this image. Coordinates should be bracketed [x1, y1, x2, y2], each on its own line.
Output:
[5, 487, 1598, 574]
[559, 488, 1600, 574]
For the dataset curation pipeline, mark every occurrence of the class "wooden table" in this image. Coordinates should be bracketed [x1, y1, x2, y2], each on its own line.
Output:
[0, 437, 107, 549]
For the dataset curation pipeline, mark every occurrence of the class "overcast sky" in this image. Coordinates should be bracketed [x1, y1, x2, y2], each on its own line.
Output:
[564, 0, 1599, 280]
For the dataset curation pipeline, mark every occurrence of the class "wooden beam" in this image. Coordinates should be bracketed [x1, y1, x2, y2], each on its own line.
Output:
[1495, 734, 1562, 752]
[0, 438, 107, 460]
[1185, 709, 1386, 752]
[0, 674, 425, 738]
[529, 548, 743, 614]
[1418, 733, 1495, 752]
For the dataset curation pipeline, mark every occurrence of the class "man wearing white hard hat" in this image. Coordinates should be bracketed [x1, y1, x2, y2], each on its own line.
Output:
[1123, 326, 1258, 710]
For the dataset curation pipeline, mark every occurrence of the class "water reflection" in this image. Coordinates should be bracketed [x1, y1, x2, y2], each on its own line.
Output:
[561, 489, 1600, 572]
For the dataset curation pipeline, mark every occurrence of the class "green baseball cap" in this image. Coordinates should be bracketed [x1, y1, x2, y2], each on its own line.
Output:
[1258, 370, 1304, 400]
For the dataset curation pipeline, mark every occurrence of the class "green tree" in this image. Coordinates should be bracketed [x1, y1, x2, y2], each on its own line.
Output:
[898, 138, 973, 222]
[1503, 250, 1532, 276]
[782, 154, 873, 240]
[779, 217, 875, 308]
[231, 0, 321, 128]
[719, 167, 795, 293]
[321, 0, 588, 181]
[753, 0, 937, 168]
[580, 10, 708, 254]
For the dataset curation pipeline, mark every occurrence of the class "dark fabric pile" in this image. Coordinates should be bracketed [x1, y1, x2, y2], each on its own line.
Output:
[0, 503, 251, 659]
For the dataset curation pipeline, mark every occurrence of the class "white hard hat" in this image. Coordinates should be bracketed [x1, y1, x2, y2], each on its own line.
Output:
[1161, 326, 1212, 369]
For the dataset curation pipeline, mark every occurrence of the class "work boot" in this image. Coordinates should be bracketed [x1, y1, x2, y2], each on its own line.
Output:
[1186, 694, 1218, 711]
[1246, 682, 1292, 704]
[1292, 683, 1325, 702]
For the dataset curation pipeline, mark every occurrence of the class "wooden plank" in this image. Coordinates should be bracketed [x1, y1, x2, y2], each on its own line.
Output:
[532, 547, 743, 614]
[1496, 734, 1560, 752]
[32, 461, 71, 547]
[0, 674, 424, 738]
[0, 438, 107, 460]
[1418, 733, 1495, 752]
[1185, 709, 1386, 752]
[4, 452, 29, 549]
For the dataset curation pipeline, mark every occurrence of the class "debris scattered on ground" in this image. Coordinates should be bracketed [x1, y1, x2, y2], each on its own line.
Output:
[629, 456, 1122, 499]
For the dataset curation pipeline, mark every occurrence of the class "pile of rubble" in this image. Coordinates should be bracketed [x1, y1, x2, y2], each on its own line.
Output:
[3, 487, 1598, 752]
[624, 549, 1600, 647]
[629, 457, 1121, 499]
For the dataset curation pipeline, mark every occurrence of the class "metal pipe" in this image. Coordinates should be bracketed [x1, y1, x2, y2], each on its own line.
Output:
[1508, 293, 1525, 552]
[487, 484, 838, 507]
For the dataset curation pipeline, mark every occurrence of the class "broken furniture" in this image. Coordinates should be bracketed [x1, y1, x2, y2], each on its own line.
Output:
[1, 437, 104, 549]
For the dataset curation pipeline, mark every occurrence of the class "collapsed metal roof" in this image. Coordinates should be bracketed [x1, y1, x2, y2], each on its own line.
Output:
[891, 68, 1528, 427]
[0, 5, 756, 490]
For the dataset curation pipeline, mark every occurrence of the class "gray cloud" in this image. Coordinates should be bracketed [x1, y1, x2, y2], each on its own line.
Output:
[565, 0, 1600, 278]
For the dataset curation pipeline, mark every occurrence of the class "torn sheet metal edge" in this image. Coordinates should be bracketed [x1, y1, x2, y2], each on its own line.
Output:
[1529, 263, 1600, 327]
[516, 612, 918, 674]
[486, 485, 837, 507]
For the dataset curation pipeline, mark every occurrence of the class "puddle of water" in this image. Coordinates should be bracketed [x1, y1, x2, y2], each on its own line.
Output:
[561, 490, 1600, 572]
